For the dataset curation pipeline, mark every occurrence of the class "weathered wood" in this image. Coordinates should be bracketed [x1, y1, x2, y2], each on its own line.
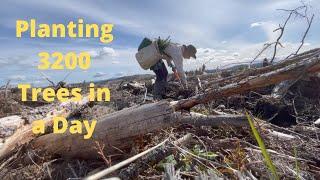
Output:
[0, 97, 247, 161]
[11, 102, 246, 160]
[271, 80, 297, 99]
[268, 130, 296, 140]
[176, 112, 248, 127]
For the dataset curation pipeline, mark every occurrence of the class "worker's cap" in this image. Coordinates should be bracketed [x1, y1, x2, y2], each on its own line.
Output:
[186, 44, 197, 59]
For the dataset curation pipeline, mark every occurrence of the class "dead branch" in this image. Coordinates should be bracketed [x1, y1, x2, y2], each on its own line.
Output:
[4, 80, 10, 100]
[251, 4, 315, 65]
[250, 43, 275, 65]
[40, 72, 55, 87]
[289, 14, 315, 58]
[94, 141, 112, 167]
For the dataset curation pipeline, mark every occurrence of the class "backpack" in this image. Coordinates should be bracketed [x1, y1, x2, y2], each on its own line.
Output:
[135, 37, 171, 70]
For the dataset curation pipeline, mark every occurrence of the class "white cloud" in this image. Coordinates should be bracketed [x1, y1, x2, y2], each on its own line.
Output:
[9, 75, 26, 81]
[89, 47, 117, 59]
[0, 59, 8, 64]
[93, 72, 108, 78]
[101, 47, 117, 57]
[112, 61, 120, 64]
[303, 42, 311, 46]
[1, 0, 319, 86]
[113, 72, 126, 77]
[250, 22, 263, 28]
[88, 50, 100, 58]
[250, 21, 279, 42]
[186, 40, 320, 71]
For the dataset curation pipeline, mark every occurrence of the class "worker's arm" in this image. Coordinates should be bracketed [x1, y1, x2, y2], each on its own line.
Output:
[175, 59, 187, 88]
[164, 44, 188, 88]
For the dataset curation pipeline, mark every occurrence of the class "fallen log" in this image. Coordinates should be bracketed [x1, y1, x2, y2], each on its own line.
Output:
[29, 101, 175, 159]
[174, 52, 320, 110]
[0, 101, 247, 161]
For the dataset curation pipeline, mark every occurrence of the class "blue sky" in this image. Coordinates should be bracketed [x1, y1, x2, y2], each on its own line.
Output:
[0, 0, 319, 86]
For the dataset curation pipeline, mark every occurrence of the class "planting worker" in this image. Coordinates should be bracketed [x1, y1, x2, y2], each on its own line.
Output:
[137, 37, 197, 100]
[263, 58, 269, 67]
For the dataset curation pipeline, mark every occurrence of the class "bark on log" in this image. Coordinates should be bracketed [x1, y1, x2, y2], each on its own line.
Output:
[30, 101, 175, 159]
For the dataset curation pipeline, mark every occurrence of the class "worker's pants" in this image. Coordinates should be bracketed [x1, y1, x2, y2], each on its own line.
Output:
[150, 60, 168, 100]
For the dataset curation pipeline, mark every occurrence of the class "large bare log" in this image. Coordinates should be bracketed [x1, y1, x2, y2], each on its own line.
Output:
[0, 99, 246, 161]
[30, 101, 175, 159]
[12, 102, 247, 160]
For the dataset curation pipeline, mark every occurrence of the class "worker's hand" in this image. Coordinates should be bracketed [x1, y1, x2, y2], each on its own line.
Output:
[173, 69, 180, 81]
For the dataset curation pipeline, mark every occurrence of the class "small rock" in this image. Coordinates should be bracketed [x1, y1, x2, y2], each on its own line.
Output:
[217, 104, 225, 110]
[314, 118, 320, 127]
[178, 95, 184, 100]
